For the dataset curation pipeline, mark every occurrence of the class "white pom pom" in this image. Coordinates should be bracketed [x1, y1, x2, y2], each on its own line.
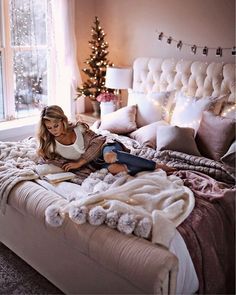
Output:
[117, 213, 136, 235]
[81, 178, 100, 192]
[45, 205, 64, 227]
[93, 181, 109, 193]
[103, 173, 115, 184]
[69, 205, 88, 224]
[88, 206, 106, 226]
[90, 168, 108, 180]
[67, 190, 87, 202]
[134, 217, 152, 238]
[99, 168, 108, 175]
[105, 211, 120, 228]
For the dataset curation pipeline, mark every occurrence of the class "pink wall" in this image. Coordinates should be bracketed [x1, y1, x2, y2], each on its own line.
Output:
[75, 0, 235, 69]
[75, 0, 235, 109]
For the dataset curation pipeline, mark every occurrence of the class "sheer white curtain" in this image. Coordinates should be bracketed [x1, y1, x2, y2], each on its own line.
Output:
[50, 0, 81, 120]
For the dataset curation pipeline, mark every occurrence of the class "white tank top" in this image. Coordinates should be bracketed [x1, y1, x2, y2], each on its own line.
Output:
[55, 126, 85, 160]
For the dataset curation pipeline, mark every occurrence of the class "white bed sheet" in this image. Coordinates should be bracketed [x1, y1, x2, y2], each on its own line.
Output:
[169, 230, 199, 294]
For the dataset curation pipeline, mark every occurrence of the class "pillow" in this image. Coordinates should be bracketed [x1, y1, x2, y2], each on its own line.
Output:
[99, 105, 137, 134]
[129, 120, 169, 149]
[170, 91, 222, 134]
[156, 125, 201, 156]
[220, 140, 236, 168]
[128, 91, 175, 128]
[196, 111, 235, 161]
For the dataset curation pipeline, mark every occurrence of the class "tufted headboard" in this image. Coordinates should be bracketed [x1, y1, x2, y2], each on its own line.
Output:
[129, 57, 235, 103]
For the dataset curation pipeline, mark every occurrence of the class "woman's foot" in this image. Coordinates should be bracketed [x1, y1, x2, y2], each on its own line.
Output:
[108, 163, 128, 175]
[103, 151, 117, 163]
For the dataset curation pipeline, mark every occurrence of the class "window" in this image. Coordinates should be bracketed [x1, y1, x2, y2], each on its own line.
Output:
[0, 0, 80, 126]
[0, 52, 4, 120]
[0, 0, 51, 120]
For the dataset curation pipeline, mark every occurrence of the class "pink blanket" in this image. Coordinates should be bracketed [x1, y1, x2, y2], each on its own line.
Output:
[176, 170, 235, 294]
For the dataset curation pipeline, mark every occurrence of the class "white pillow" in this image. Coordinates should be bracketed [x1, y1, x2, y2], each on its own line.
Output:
[170, 91, 216, 134]
[128, 91, 175, 127]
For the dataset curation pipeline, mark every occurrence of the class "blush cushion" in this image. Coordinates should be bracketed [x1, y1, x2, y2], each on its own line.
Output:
[196, 111, 235, 161]
[129, 121, 169, 149]
[156, 125, 201, 156]
[99, 105, 137, 134]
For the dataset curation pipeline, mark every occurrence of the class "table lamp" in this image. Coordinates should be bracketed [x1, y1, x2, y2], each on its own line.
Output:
[105, 66, 133, 107]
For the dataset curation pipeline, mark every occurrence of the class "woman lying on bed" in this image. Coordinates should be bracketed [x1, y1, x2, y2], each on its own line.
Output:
[37, 105, 175, 176]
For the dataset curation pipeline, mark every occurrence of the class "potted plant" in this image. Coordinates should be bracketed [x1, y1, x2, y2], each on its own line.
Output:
[96, 92, 118, 117]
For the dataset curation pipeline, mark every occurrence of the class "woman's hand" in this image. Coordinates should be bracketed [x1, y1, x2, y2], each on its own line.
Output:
[62, 159, 86, 171]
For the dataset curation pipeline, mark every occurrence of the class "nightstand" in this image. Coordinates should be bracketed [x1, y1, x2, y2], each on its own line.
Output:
[76, 112, 100, 126]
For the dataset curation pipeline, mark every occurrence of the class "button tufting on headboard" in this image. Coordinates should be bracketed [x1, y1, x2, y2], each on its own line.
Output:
[131, 57, 235, 103]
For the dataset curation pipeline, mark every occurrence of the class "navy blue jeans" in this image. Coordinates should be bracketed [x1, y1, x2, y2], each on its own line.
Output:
[99, 142, 156, 175]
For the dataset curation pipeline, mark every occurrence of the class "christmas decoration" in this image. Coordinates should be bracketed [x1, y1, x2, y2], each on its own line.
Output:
[156, 30, 234, 57]
[76, 16, 114, 102]
[202, 46, 208, 56]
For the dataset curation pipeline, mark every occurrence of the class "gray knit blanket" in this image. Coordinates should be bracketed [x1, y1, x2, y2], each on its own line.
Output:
[131, 147, 235, 184]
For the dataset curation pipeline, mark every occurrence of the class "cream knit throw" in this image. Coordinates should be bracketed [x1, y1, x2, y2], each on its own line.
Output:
[65, 170, 195, 248]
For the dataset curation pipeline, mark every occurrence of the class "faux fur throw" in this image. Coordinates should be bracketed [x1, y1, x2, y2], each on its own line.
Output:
[45, 169, 195, 248]
[0, 138, 39, 213]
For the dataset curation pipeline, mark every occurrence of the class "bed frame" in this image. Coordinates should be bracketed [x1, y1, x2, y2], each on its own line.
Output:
[0, 57, 235, 294]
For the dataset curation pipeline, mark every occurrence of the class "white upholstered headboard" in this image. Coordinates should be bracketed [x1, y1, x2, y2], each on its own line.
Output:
[130, 57, 235, 103]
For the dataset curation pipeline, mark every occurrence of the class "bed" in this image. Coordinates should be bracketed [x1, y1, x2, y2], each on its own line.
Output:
[0, 57, 235, 295]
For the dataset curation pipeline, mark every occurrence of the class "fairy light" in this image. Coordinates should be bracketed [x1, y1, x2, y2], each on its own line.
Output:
[222, 104, 236, 116]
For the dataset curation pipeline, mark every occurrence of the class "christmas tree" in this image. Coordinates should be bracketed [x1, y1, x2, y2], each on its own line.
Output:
[76, 16, 114, 101]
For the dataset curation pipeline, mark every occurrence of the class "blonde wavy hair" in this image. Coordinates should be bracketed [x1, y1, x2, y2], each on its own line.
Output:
[37, 105, 75, 159]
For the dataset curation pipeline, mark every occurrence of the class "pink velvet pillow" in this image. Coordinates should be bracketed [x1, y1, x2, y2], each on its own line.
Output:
[196, 111, 235, 161]
[99, 105, 137, 134]
[156, 125, 201, 156]
[129, 121, 169, 149]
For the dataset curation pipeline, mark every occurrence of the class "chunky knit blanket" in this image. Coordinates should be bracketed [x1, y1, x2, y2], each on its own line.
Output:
[0, 138, 39, 213]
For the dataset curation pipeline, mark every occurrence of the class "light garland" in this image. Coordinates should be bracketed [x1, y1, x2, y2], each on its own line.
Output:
[222, 104, 236, 117]
[156, 30, 236, 57]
